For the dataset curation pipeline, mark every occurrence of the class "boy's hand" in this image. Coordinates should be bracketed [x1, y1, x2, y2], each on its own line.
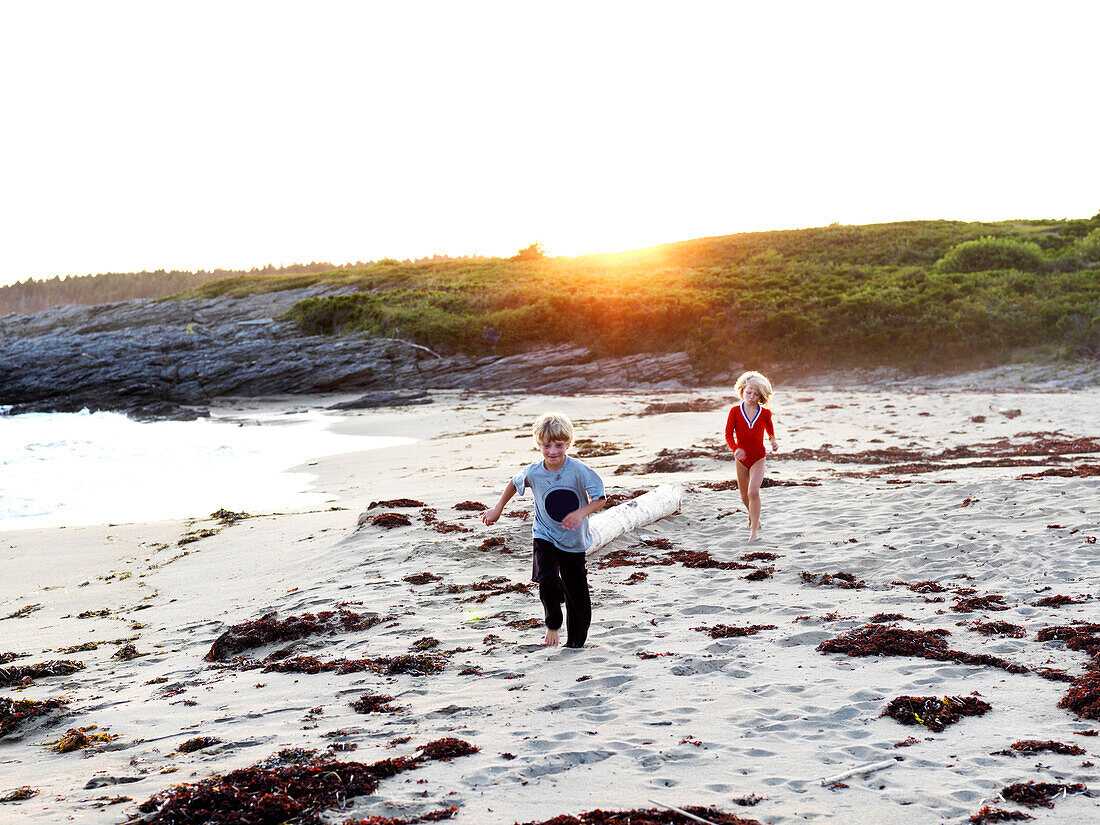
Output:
[481, 507, 501, 526]
[562, 510, 584, 530]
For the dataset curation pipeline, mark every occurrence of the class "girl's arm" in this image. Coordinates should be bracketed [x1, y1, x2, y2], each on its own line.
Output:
[481, 481, 517, 525]
[724, 408, 739, 452]
[766, 411, 778, 452]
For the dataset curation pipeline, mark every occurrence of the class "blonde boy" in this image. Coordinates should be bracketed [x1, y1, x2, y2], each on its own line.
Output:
[482, 413, 606, 648]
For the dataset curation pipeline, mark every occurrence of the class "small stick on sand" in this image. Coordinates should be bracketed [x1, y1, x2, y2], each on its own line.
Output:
[647, 799, 717, 825]
[819, 758, 898, 786]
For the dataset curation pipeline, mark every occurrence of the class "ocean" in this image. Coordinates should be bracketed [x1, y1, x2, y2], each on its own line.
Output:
[0, 408, 412, 530]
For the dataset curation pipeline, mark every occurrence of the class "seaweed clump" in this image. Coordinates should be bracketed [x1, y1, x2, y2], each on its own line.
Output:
[350, 692, 403, 714]
[817, 624, 1031, 676]
[1037, 624, 1100, 719]
[1033, 594, 1089, 607]
[369, 513, 413, 528]
[177, 736, 223, 753]
[999, 780, 1090, 808]
[437, 577, 531, 603]
[968, 806, 1033, 823]
[952, 594, 1011, 612]
[881, 695, 992, 732]
[801, 571, 865, 589]
[262, 654, 444, 677]
[963, 621, 1026, 638]
[692, 624, 777, 639]
[1004, 740, 1085, 756]
[516, 807, 761, 824]
[132, 740, 479, 824]
[0, 660, 85, 687]
[0, 696, 68, 737]
[206, 608, 381, 662]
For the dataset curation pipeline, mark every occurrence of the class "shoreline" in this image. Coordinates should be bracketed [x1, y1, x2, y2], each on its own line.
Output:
[1, 384, 1098, 823]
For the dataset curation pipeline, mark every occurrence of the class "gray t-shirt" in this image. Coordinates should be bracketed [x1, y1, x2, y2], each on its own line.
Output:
[512, 455, 606, 553]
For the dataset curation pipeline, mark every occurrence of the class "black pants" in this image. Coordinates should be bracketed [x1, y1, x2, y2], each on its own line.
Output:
[532, 539, 591, 648]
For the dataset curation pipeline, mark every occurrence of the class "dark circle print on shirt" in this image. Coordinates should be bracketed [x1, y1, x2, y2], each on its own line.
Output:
[544, 488, 581, 523]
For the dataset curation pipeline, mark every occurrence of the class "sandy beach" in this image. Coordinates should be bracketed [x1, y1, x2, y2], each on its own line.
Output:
[2, 373, 1100, 824]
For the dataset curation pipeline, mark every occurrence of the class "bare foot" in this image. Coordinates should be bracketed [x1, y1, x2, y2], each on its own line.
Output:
[749, 524, 760, 542]
[542, 628, 560, 647]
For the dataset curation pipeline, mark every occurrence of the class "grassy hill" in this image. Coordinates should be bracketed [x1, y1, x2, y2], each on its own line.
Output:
[183, 216, 1100, 372]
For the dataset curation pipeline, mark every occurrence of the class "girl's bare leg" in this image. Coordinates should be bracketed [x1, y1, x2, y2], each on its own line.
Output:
[747, 459, 766, 541]
[735, 460, 750, 518]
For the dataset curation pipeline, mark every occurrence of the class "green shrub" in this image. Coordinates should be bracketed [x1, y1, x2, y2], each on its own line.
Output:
[1077, 228, 1100, 262]
[935, 236, 1045, 273]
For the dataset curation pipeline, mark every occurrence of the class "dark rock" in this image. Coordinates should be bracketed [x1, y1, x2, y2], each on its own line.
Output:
[327, 391, 432, 410]
[0, 289, 702, 420]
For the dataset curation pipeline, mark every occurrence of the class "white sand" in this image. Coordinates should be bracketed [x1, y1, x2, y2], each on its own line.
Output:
[2, 380, 1099, 824]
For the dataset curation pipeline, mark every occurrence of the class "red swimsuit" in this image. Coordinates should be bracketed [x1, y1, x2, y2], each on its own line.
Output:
[724, 403, 774, 468]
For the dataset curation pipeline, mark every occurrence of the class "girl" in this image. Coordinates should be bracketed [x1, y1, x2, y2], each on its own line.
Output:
[724, 371, 778, 541]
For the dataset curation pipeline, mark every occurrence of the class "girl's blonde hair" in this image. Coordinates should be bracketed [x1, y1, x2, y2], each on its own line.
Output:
[735, 371, 774, 404]
[532, 412, 574, 448]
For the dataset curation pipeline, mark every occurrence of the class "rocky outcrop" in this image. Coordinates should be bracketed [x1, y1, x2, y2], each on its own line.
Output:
[0, 288, 701, 419]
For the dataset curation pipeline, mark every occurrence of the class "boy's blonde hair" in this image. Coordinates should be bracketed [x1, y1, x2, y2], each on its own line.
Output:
[735, 371, 774, 404]
[532, 412, 575, 448]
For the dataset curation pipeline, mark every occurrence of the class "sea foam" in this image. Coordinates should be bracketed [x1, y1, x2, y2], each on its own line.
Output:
[0, 408, 411, 530]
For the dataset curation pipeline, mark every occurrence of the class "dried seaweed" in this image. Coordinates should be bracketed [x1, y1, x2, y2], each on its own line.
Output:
[350, 692, 402, 714]
[999, 780, 1090, 808]
[210, 509, 250, 524]
[951, 594, 1011, 613]
[477, 537, 509, 552]
[1006, 740, 1086, 756]
[45, 726, 117, 752]
[1033, 594, 1089, 607]
[368, 499, 426, 509]
[453, 501, 487, 511]
[881, 695, 991, 731]
[437, 577, 531, 603]
[818, 624, 1030, 676]
[869, 614, 910, 624]
[261, 654, 444, 677]
[0, 660, 85, 687]
[801, 571, 866, 589]
[963, 621, 1026, 638]
[639, 398, 725, 415]
[691, 624, 777, 639]
[404, 573, 442, 585]
[343, 806, 459, 824]
[131, 740, 478, 824]
[968, 806, 1033, 823]
[744, 568, 772, 581]
[177, 736, 223, 753]
[0, 787, 38, 802]
[740, 551, 779, 562]
[516, 806, 761, 825]
[416, 738, 479, 761]
[667, 549, 752, 570]
[1059, 670, 1100, 719]
[907, 581, 948, 593]
[0, 696, 68, 737]
[369, 513, 413, 529]
[1021, 464, 1100, 479]
[206, 609, 381, 662]
[419, 508, 472, 533]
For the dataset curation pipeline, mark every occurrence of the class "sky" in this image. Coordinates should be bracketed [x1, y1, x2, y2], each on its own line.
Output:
[2, 1, 1097, 286]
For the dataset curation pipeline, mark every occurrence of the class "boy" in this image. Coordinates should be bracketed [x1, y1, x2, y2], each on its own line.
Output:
[481, 412, 606, 648]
